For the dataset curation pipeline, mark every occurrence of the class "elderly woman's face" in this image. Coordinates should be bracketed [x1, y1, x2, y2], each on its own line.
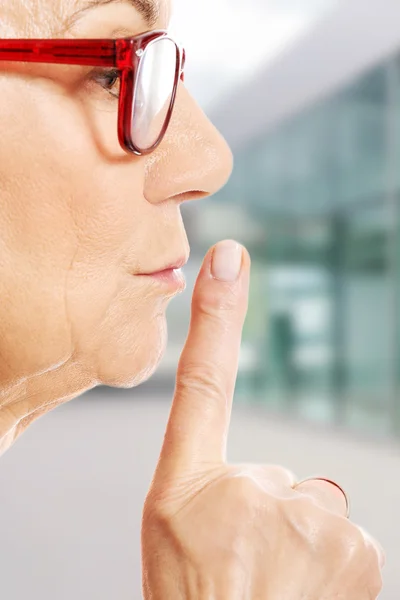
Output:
[0, 0, 232, 391]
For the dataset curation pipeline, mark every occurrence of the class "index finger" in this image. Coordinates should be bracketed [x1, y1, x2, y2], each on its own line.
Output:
[157, 240, 250, 479]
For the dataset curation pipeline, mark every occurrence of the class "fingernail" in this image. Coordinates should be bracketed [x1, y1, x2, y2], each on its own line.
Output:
[211, 240, 243, 282]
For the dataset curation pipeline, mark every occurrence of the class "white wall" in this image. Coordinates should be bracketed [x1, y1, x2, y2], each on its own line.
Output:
[211, 0, 400, 150]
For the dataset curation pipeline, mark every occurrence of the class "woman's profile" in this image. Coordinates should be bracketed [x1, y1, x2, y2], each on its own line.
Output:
[0, 0, 385, 597]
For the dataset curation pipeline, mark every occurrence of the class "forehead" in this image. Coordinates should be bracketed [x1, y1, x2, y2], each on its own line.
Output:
[67, 0, 171, 26]
[3, 0, 171, 35]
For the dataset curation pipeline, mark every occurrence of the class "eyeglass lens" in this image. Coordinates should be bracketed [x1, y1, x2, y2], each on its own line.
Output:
[131, 37, 179, 151]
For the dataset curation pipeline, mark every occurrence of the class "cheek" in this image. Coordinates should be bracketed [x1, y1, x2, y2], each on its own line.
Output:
[63, 176, 173, 387]
[0, 83, 167, 387]
[0, 79, 144, 271]
[66, 269, 170, 387]
[0, 269, 73, 385]
[88, 283, 170, 387]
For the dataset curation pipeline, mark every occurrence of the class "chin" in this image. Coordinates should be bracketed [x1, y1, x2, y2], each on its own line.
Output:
[94, 310, 169, 389]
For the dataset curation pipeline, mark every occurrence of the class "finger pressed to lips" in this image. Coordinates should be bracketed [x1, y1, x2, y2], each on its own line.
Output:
[156, 241, 250, 478]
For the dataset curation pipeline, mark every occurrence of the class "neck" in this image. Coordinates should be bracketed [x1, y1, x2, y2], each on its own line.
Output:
[0, 361, 94, 456]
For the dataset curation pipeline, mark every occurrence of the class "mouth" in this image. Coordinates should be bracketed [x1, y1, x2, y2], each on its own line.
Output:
[136, 255, 189, 293]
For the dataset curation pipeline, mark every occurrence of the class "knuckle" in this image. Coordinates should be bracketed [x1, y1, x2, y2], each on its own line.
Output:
[356, 544, 384, 598]
[279, 496, 383, 581]
[329, 521, 383, 573]
[177, 360, 227, 402]
[363, 539, 384, 576]
[287, 496, 352, 551]
[223, 473, 266, 518]
[234, 474, 263, 502]
[196, 284, 239, 315]
[366, 566, 383, 598]
[142, 499, 186, 552]
[347, 525, 372, 561]
[359, 527, 386, 568]
[287, 496, 330, 539]
[265, 465, 297, 487]
[322, 519, 366, 563]
[142, 494, 170, 530]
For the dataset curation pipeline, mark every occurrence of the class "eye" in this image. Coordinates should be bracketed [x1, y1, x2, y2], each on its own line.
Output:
[91, 68, 121, 98]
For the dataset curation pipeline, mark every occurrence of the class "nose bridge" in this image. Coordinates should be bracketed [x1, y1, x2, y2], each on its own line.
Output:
[144, 85, 234, 204]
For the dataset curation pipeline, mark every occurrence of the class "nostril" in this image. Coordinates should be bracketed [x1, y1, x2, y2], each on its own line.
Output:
[173, 190, 208, 203]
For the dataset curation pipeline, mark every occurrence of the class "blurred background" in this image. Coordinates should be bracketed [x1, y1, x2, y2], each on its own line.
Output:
[1, 0, 400, 598]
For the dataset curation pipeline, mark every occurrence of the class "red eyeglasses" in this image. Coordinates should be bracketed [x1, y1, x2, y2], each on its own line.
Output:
[0, 30, 185, 155]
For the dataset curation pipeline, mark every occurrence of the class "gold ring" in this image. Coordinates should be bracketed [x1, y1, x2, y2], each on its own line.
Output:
[294, 477, 350, 518]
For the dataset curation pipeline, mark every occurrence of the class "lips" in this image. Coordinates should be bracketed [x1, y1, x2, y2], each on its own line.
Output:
[139, 255, 189, 277]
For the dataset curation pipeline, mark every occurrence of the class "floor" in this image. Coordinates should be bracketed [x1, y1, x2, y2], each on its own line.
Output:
[0, 388, 399, 599]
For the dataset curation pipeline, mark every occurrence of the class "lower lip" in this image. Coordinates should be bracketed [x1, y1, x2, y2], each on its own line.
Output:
[141, 268, 186, 291]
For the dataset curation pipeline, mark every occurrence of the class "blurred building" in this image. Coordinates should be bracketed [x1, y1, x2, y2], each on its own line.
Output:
[154, 0, 400, 439]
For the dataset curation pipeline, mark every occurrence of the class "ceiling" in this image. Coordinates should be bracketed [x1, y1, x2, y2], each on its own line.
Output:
[170, 0, 338, 108]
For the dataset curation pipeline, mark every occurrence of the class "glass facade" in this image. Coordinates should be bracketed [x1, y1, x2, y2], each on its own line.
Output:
[168, 52, 400, 438]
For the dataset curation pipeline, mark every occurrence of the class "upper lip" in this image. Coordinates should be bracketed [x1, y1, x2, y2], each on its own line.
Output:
[140, 254, 189, 275]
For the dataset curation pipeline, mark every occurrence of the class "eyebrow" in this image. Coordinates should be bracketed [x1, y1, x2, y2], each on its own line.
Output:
[65, 0, 159, 31]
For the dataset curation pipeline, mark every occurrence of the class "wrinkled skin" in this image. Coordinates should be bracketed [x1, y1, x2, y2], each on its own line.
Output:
[141, 244, 384, 600]
[0, 0, 232, 452]
[0, 1, 385, 598]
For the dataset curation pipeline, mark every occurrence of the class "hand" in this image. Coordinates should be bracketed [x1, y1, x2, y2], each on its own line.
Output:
[141, 240, 384, 600]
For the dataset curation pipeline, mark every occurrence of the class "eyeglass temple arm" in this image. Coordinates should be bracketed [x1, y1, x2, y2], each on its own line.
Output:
[0, 39, 117, 67]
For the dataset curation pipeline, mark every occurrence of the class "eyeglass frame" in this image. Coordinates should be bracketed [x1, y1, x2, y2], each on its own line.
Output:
[0, 30, 186, 156]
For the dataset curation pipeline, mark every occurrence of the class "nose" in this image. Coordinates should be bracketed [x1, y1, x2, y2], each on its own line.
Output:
[143, 85, 234, 204]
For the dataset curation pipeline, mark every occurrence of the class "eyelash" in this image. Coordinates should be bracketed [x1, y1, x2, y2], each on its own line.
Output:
[91, 68, 121, 99]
